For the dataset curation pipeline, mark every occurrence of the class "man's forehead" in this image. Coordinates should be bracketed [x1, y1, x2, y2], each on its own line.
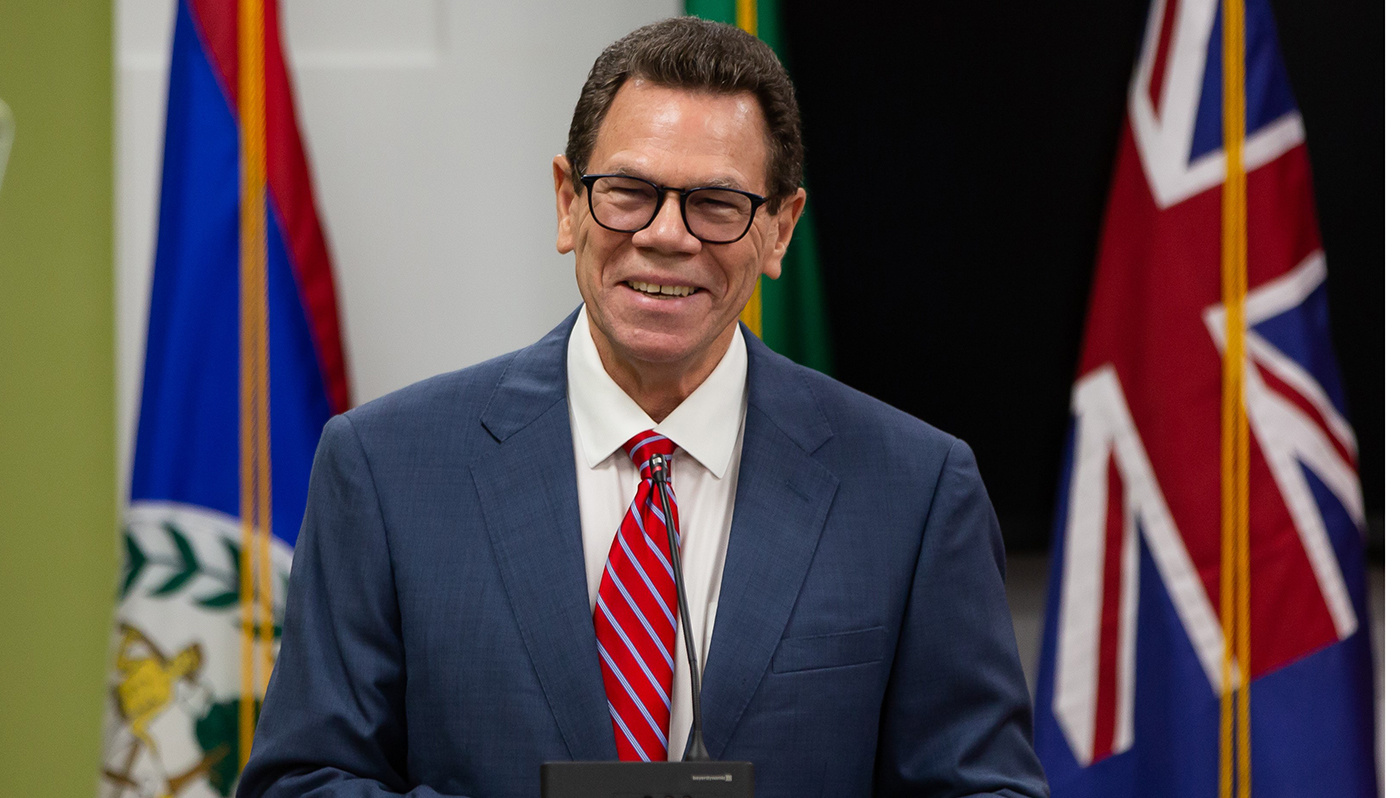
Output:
[611, 76, 761, 113]
[589, 79, 767, 188]
[600, 79, 764, 137]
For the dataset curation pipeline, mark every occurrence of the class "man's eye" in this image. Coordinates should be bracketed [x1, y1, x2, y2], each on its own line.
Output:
[696, 197, 743, 212]
[606, 187, 650, 200]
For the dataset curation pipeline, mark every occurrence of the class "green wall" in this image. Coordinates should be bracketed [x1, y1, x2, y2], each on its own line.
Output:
[0, 2, 117, 795]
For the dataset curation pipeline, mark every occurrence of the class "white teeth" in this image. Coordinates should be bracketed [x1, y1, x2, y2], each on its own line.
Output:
[627, 281, 696, 298]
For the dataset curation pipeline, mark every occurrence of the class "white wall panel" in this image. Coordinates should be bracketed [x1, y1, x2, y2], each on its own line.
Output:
[117, 0, 680, 494]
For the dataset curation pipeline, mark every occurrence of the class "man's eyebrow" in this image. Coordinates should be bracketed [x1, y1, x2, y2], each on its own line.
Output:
[700, 176, 749, 191]
[608, 166, 752, 192]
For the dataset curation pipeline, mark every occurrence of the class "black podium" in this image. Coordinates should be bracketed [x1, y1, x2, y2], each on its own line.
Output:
[541, 761, 754, 798]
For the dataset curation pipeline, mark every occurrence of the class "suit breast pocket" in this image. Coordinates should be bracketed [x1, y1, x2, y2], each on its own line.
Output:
[771, 626, 887, 674]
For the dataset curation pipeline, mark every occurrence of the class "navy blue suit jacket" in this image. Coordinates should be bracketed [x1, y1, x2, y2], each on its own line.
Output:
[239, 311, 1048, 798]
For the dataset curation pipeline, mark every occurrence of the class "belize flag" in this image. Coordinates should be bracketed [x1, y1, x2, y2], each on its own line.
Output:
[101, 1, 348, 796]
[1033, 0, 1377, 796]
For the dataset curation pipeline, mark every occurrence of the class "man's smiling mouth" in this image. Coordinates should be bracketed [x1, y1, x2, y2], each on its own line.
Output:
[626, 280, 697, 298]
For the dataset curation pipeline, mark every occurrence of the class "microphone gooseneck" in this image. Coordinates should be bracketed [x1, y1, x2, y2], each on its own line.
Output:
[649, 453, 710, 762]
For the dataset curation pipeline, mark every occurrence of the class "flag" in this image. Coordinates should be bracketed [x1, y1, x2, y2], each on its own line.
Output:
[685, 0, 834, 374]
[101, 0, 348, 795]
[1033, 0, 1376, 796]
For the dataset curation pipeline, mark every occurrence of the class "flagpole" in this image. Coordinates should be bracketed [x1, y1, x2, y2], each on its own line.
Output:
[254, 1, 278, 704]
[1218, 0, 1251, 794]
[238, 0, 271, 771]
[735, 0, 762, 338]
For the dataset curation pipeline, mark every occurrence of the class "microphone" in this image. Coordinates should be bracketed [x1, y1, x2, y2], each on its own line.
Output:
[648, 453, 710, 762]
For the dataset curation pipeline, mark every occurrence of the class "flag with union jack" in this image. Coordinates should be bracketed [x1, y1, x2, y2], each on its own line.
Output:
[1032, 0, 1377, 795]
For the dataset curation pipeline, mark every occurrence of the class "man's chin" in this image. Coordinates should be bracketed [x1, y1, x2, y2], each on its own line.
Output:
[597, 321, 725, 370]
[614, 335, 709, 367]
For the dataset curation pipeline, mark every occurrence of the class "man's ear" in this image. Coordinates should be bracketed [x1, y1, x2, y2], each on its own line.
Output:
[761, 187, 806, 280]
[553, 155, 579, 254]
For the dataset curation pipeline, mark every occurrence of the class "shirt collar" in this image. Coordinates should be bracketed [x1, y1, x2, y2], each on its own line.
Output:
[566, 310, 748, 479]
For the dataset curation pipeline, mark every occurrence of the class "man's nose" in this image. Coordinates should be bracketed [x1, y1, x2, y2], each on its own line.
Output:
[634, 191, 702, 253]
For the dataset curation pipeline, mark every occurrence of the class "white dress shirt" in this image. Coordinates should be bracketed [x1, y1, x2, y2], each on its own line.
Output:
[565, 310, 747, 761]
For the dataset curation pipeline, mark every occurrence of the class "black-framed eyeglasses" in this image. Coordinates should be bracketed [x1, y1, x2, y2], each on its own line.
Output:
[577, 172, 769, 245]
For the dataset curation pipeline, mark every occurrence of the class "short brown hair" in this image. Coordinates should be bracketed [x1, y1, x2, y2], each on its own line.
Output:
[565, 16, 803, 212]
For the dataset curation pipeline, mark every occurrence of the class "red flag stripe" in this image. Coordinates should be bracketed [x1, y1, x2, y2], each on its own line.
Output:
[186, 0, 350, 414]
[1255, 364, 1357, 468]
[1146, 0, 1180, 116]
[1092, 453, 1126, 763]
[263, 0, 349, 413]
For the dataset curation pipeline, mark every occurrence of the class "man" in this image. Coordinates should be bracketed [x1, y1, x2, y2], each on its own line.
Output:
[240, 17, 1047, 798]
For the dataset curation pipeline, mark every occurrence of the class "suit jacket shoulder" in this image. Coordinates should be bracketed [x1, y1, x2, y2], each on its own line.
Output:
[742, 328, 974, 525]
[736, 328, 1042, 797]
[785, 357, 958, 455]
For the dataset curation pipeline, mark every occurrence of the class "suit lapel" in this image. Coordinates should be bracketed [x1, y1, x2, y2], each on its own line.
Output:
[471, 310, 616, 760]
[701, 331, 839, 758]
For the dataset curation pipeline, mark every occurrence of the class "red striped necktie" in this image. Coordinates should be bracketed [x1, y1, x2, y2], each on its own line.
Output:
[594, 430, 680, 762]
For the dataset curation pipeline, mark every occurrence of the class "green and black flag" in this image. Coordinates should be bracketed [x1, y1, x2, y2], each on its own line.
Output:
[687, 0, 834, 375]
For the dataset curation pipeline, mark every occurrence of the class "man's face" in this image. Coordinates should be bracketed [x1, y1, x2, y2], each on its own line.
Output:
[554, 78, 804, 376]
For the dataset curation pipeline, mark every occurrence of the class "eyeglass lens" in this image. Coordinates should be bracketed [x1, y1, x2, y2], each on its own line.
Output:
[589, 176, 755, 243]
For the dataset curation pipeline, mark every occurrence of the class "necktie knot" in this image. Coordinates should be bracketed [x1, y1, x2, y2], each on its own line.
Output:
[624, 430, 676, 480]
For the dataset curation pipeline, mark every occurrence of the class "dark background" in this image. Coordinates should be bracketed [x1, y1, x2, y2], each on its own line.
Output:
[781, 0, 1383, 551]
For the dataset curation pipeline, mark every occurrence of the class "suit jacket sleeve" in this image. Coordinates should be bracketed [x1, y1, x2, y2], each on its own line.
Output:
[873, 439, 1049, 798]
[237, 415, 468, 798]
